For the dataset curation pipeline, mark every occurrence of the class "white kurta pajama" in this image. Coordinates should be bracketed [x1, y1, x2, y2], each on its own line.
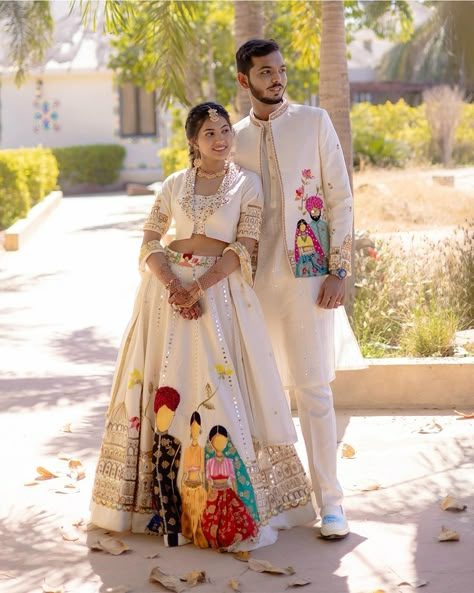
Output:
[90, 163, 315, 551]
[233, 101, 364, 508]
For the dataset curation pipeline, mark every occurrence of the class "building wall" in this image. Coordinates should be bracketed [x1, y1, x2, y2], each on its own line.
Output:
[1, 71, 165, 182]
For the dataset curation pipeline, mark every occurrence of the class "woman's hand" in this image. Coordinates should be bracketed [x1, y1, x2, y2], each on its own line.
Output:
[178, 302, 202, 320]
[168, 281, 203, 309]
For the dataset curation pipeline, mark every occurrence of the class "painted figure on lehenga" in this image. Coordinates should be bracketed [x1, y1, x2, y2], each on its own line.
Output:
[180, 411, 208, 548]
[202, 425, 258, 550]
[147, 386, 189, 547]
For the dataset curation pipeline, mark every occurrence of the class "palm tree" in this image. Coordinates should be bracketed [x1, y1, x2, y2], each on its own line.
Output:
[319, 0, 352, 188]
[0, 0, 53, 85]
[378, 1, 474, 94]
[234, 0, 264, 118]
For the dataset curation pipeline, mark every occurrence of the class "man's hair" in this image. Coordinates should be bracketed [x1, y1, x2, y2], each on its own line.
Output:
[235, 38, 280, 75]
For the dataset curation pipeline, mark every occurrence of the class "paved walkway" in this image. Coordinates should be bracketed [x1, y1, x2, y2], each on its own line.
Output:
[0, 194, 473, 593]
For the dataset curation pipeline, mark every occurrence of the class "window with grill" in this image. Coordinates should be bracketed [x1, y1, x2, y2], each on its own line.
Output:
[119, 83, 157, 137]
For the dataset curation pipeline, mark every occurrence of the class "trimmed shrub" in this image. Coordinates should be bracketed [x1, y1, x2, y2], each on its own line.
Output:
[53, 144, 126, 188]
[19, 147, 59, 206]
[351, 100, 431, 168]
[0, 146, 59, 230]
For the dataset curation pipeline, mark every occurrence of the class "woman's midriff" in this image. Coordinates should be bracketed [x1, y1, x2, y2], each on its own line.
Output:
[168, 234, 228, 257]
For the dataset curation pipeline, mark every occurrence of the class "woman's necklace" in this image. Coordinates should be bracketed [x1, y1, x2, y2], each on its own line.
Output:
[196, 165, 228, 179]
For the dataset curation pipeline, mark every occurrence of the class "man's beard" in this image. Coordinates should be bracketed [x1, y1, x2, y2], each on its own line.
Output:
[248, 80, 285, 105]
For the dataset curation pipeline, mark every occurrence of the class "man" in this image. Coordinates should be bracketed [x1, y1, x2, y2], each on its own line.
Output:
[233, 38, 360, 539]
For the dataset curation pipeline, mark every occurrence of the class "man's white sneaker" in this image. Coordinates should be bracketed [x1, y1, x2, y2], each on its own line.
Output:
[319, 505, 350, 539]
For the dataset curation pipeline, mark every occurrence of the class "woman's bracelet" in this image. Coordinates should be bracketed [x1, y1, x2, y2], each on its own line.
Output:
[165, 277, 181, 292]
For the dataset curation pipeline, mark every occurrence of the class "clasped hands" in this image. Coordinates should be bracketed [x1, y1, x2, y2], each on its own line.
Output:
[167, 279, 204, 320]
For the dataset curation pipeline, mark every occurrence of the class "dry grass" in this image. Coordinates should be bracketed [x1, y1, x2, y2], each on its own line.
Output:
[354, 167, 474, 233]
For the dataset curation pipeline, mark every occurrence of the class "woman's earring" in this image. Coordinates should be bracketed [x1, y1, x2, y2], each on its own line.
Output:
[193, 146, 202, 168]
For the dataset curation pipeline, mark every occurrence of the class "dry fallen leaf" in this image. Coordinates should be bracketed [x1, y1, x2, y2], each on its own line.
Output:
[233, 551, 251, 562]
[42, 584, 64, 593]
[24, 481, 40, 487]
[398, 579, 428, 588]
[357, 480, 381, 492]
[341, 443, 356, 458]
[144, 551, 161, 559]
[67, 459, 86, 481]
[454, 409, 474, 420]
[61, 526, 79, 542]
[71, 518, 85, 527]
[36, 466, 58, 480]
[287, 577, 312, 587]
[248, 558, 294, 575]
[228, 578, 240, 591]
[57, 453, 71, 461]
[55, 484, 80, 494]
[181, 570, 206, 586]
[61, 423, 72, 433]
[90, 536, 130, 555]
[149, 567, 186, 593]
[440, 495, 467, 512]
[418, 419, 442, 434]
[438, 526, 460, 542]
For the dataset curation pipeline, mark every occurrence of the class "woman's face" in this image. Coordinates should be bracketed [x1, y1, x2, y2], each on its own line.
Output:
[211, 433, 228, 453]
[194, 115, 232, 164]
[190, 419, 201, 440]
[299, 222, 307, 232]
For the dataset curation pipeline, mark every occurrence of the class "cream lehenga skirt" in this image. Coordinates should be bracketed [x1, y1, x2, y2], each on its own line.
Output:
[90, 248, 315, 551]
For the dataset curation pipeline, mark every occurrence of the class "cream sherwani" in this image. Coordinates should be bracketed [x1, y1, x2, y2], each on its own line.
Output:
[233, 100, 364, 508]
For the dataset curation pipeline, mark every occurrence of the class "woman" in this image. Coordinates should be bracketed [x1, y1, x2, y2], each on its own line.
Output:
[90, 102, 315, 551]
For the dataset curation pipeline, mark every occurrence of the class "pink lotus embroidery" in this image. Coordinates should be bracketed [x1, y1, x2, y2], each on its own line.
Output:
[129, 416, 140, 431]
[294, 169, 319, 213]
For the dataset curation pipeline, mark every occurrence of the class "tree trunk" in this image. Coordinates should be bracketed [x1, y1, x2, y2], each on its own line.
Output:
[234, 0, 264, 119]
[319, 0, 355, 313]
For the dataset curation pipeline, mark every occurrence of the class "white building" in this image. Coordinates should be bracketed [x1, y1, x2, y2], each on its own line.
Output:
[0, 1, 167, 183]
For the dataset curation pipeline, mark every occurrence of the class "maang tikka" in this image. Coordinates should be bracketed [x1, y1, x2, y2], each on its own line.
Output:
[208, 108, 219, 122]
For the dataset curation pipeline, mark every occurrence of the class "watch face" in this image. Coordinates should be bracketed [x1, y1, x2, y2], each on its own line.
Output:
[337, 268, 347, 279]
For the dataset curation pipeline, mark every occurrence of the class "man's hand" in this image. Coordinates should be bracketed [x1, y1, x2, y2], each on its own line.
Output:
[317, 275, 346, 309]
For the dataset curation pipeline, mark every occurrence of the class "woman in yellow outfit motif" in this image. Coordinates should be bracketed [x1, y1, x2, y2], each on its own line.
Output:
[180, 411, 208, 548]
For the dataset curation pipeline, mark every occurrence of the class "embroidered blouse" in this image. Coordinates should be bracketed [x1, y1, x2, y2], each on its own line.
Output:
[143, 163, 263, 243]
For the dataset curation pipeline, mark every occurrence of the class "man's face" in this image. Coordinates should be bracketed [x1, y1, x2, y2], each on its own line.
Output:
[244, 51, 287, 105]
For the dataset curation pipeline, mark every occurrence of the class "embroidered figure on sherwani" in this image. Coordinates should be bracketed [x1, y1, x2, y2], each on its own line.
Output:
[294, 219, 327, 277]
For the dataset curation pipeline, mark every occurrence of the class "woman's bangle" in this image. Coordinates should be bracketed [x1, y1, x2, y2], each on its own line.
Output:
[195, 277, 204, 296]
[165, 277, 180, 292]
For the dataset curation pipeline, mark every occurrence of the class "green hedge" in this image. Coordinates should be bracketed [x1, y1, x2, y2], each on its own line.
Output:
[0, 147, 59, 230]
[52, 144, 126, 188]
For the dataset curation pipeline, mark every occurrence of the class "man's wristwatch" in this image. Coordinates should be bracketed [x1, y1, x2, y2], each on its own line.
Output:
[330, 268, 347, 280]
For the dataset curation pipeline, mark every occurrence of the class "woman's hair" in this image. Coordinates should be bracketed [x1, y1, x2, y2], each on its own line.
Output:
[297, 219, 307, 230]
[208, 424, 228, 441]
[184, 101, 231, 165]
[235, 38, 280, 75]
[190, 410, 202, 426]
